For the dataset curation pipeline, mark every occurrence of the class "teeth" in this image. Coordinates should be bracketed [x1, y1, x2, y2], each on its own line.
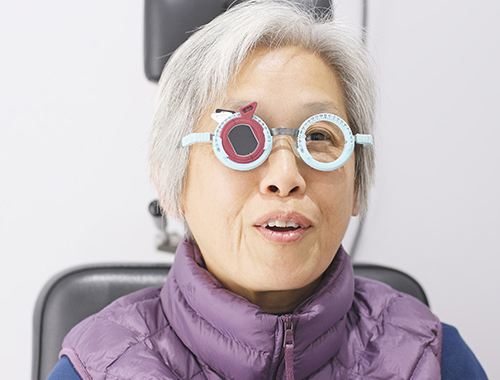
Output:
[276, 220, 286, 227]
[261, 220, 300, 228]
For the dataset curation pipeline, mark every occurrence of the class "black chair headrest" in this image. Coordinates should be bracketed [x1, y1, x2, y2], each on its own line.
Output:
[144, 0, 332, 82]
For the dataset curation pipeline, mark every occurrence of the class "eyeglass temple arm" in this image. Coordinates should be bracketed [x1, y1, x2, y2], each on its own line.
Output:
[181, 132, 213, 147]
[181, 111, 236, 147]
[355, 134, 373, 147]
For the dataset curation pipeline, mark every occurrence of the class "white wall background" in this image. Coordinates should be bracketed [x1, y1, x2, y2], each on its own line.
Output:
[0, 1, 498, 379]
[358, 2, 499, 378]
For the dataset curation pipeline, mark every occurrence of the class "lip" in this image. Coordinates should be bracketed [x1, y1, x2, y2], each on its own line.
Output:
[254, 211, 312, 243]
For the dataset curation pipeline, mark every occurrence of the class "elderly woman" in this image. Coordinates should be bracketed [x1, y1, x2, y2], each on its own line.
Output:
[47, 1, 487, 379]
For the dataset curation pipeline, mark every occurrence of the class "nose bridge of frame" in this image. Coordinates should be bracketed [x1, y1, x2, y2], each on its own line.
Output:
[270, 128, 300, 158]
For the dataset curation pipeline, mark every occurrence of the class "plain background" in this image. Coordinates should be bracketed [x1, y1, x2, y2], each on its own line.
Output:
[0, 1, 498, 379]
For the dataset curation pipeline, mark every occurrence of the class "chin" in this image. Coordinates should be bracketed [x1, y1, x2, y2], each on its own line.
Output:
[252, 269, 321, 292]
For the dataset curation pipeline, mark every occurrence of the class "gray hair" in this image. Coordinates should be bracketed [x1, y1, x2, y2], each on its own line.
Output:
[148, 0, 376, 218]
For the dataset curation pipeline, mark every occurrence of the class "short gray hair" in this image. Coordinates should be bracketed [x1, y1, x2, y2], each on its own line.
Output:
[148, 0, 376, 217]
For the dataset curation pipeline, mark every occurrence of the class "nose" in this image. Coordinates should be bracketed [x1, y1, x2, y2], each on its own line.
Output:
[259, 136, 306, 197]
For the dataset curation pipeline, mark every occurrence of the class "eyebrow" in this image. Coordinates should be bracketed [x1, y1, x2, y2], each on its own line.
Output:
[219, 100, 344, 117]
[303, 101, 343, 114]
[218, 100, 253, 112]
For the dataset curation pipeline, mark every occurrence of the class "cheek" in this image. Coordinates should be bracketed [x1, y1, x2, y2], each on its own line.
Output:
[318, 166, 355, 204]
[314, 167, 356, 227]
[182, 150, 257, 231]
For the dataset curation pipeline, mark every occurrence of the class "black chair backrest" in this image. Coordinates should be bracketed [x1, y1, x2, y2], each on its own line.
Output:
[144, 0, 332, 82]
[32, 264, 171, 380]
[32, 262, 428, 380]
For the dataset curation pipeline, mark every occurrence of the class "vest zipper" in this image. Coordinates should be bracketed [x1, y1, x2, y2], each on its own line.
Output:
[283, 314, 295, 380]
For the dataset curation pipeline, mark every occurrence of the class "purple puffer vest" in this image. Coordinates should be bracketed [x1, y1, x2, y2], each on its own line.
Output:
[61, 238, 442, 379]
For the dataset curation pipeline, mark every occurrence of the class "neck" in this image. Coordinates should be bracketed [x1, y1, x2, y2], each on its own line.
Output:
[228, 277, 322, 314]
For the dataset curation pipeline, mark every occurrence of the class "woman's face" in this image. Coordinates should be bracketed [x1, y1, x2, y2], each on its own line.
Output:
[181, 46, 357, 301]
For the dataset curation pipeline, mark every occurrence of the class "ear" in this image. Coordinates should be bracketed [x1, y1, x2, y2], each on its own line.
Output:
[351, 180, 359, 217]
[155, 183, 185, 217]
[157, 196, 185, 217]
[351, 202, 359, 217]
[163, 203, 182, 217]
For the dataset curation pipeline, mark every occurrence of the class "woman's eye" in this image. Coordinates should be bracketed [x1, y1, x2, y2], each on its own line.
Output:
[305, 125, 344, 162]
[306, 131, 335, 142]
[306, 131, 332, 141]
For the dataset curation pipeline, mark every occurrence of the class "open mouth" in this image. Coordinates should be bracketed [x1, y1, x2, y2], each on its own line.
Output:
[260, 221, 302, 232]
[255, 214, 309, 243]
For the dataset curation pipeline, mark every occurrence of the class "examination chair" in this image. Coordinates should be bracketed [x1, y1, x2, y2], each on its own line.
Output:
[33, 1, 429, 379]
[32, 262, 428, 380]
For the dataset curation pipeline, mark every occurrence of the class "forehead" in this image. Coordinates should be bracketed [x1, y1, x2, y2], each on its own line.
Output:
[220, 46, 348, 122]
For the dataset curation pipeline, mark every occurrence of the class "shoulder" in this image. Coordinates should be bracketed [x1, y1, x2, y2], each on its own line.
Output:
[441, 323, 489, 379]
[352, 276, 441, 333]
[63, 285, 166, 349]
[60, 286, 183, 380]
[344, 276, 442, 378]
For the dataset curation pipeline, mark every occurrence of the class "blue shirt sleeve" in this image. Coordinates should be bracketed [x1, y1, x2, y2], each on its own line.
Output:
[441, 323, 488, 380]
[46, 355, 82, 380]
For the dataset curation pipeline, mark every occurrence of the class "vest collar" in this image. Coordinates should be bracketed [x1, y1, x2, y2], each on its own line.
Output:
[161, 238, 355, 379]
